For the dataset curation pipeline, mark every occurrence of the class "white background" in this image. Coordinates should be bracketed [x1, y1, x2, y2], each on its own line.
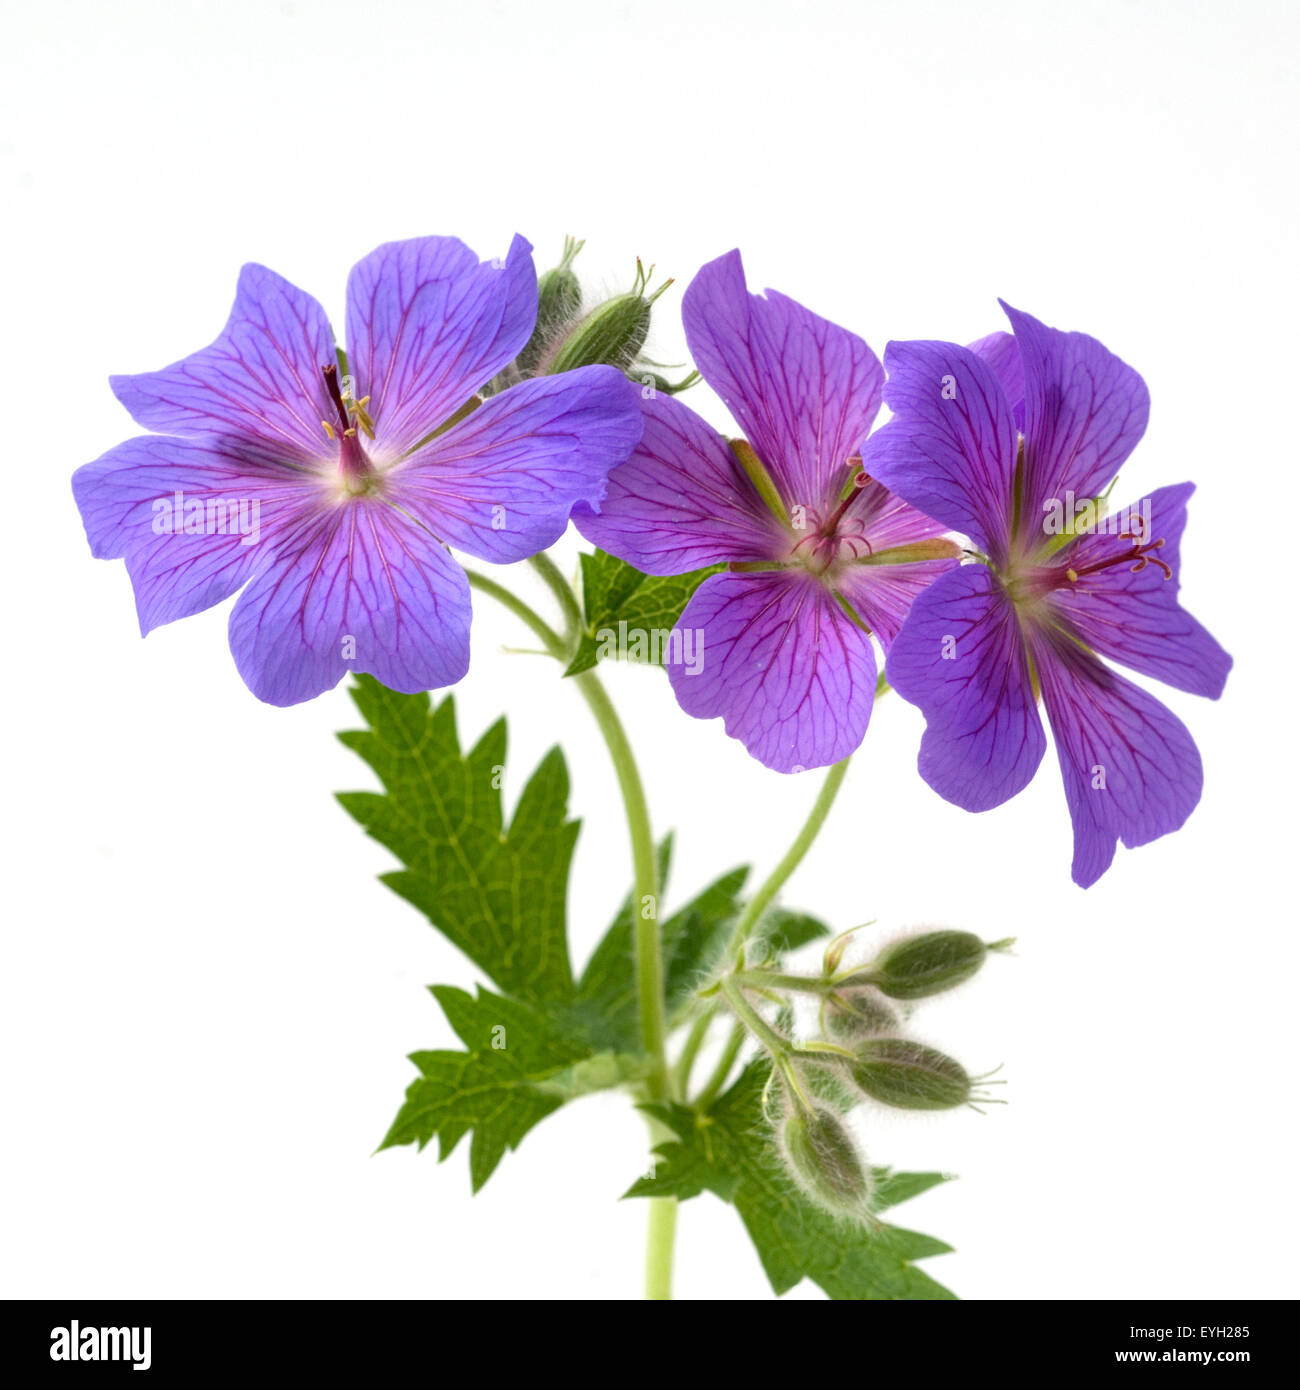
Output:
[2, 0, 1295, 1301]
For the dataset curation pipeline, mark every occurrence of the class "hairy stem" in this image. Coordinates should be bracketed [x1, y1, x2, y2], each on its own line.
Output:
[726, 757, 853, 956]
[465, 563, 674, 1298]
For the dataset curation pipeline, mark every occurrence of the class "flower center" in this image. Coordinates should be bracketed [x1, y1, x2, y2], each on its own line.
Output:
[320, 363, 379, 495]
[788, 466, 874, 576]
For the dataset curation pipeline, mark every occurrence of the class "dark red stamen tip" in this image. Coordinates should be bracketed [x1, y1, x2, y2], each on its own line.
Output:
[321, 363, 351, 434]
[1069, 535, 1172, 584]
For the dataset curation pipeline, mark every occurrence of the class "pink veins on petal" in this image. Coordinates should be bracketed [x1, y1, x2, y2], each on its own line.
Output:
[72, 236, 643, 705]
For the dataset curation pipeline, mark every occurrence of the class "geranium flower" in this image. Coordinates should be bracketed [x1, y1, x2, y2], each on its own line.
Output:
[862, 303, 1231, 885]
[73, 236, 642, 704]
[575, 251, 957, 772]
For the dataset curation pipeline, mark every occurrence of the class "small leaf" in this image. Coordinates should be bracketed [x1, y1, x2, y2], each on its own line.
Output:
[563, 550, 722, 677]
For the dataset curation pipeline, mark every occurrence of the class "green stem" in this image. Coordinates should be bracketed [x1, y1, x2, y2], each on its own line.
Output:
[671, 1009, 712, 1098]
[528, 552, 584, 641]
[726, 757, 853, 956]
[693, 1020, 745, 1110]
[465, 563, 674, 1298]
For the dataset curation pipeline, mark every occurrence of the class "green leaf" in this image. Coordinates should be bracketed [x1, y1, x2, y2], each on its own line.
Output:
[573, 835, 748, 1050]
[627, 1062, 956, 1300]
[380, 985, 635, 1191]
[337, 677, 579, 1006]
[754, 908, 831, 959]
[563, 550, 722, 677]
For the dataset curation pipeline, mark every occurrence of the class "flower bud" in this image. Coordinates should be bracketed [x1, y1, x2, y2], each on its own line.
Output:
[863, 930, 990, 1000]
[542, 259, 669, 376]
[849, 1039, 971, 1111]
[823, 986, 899, 1043]
[515, 237, 585, 377]
[779, 1104, 873, 1215]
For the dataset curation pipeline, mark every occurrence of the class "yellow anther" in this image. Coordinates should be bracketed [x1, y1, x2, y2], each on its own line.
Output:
[1066, 568, 1079, 583]
[321, 420, 336, 441]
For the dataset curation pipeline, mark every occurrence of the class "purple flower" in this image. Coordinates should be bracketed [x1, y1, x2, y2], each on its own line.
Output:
[575, 251, 958, 772]
[73, 236, 643, 705]
[861, 303, 1231, 886]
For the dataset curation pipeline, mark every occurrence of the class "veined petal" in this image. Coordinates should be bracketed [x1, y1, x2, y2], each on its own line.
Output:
[836, 549, 959, 650]
[72, 433, 319, 633]
[667, 571, 876, 773]
[111, 264, 335, 457]
[862, 340, 1017, 562]
[847, 477, 956, 550]
[1001, 301, 1149, 528]
[392, 366, 642, 564]
[1031, 628, 1204, 888]
[346, 235, 536, 456]
[886, 564, 1046, 810]
[573, 389, 788, 574]
[228, 499, 471, 706]
[682, 250, 884, 508]
[967, 330, 1025, 431]
[1047, 482, 1232, 698]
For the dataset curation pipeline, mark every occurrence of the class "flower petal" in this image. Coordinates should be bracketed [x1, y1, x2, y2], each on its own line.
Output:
[667, 571, 876, 773]
[1031, 629, 1204, 888]
[886, 564, 1045, 810]
[1048, 482, 1232, 698]
[346, 235, 536, 456]
[836, 552, 959, 650]
[392, 366, 642, 564]
[572, 389, 787, 574]
[682, 250, 884, 507]
[861, 340, 1017, 561]
[110, 264, 335, 457]
[228, 500, 471, 706]
[1001, 301, 1149, 525]
[966, 330, 1025, 431]
[72, 433, 317, 633]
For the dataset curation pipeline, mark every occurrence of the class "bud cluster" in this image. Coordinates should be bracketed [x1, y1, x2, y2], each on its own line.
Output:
[711, 926, 1010, 1222]
[491, 238, 700, 394]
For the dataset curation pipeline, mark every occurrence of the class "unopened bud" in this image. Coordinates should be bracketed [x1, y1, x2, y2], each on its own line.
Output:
[850, 1039, 971, 1111]
[542, 259, 669, 376]
[516, 237, 585, 377]
[823, 986, 899, 1043]
[779, 1104, 873, 1215]
[862, 930, 991, 1000]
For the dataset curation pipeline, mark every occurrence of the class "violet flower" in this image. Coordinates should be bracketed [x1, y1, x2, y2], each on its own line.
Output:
[575, 251, 957, 772]
[73, 236, 642, 705]
[862, 303, 1231, 886]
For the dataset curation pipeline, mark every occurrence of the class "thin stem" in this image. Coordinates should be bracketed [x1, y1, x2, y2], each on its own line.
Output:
[719, 976, 810, 1109]
[726, 757, 853, 957]
[693, 1020, 746, 1110]
[733, 969, 836, 996]
[528, 552, 584, 643]
[644, 1196, 677, 1301]
[671, 1009, 712, 1098]
[465, 563, 674, 1298]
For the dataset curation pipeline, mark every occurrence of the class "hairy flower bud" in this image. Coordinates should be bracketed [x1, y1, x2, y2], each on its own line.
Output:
[849, 1039, 971, 1111]
[823, 985, 900, 1042]
[862, 930, 992, 1000]
[779, 1104, 873, 1215]
[515, 237, 585, 377]
[542, 259, 669, 376]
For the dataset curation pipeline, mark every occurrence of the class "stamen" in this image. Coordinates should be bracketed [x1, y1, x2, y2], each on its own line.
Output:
[1064, 533, 1171, 584]
[321, 364, 351, 434]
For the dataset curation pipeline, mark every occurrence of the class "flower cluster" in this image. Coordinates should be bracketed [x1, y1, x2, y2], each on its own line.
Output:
[73, 237, 1229, 884]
